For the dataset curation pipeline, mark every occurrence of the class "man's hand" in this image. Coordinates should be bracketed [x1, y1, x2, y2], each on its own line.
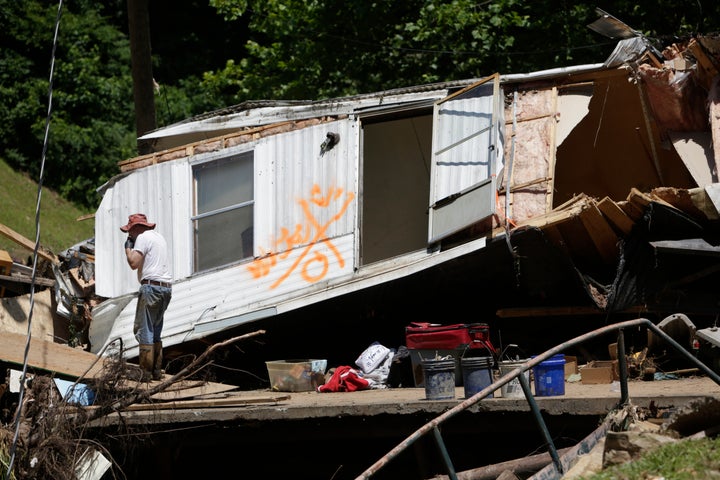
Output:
[124, 237, 135, 249]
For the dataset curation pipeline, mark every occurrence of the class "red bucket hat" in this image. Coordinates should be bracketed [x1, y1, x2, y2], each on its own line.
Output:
[120, 213, 156, 232]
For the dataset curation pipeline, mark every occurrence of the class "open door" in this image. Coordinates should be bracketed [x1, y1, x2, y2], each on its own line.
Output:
[428, 74, 504, 244]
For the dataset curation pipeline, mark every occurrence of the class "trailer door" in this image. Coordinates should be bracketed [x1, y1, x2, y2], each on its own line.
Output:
[428, 74, 503, 244]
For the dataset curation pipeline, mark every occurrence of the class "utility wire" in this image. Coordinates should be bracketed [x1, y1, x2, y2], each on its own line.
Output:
[6, 0, 63, 477]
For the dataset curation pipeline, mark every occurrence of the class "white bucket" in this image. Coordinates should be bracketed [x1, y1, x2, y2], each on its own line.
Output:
[498, 359, 530, 398]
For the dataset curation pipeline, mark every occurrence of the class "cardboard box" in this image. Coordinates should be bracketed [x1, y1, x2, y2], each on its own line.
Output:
[564, 356, 578, 379]
[580, 360, 619, 384]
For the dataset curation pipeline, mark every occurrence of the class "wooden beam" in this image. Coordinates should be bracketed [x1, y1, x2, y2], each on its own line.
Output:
[578, 205, 620, 265]
[0, 223, 58, 265]
[112, 394, 291, 410]
[0, 274, 55, 287]
[688, 39, 719, 91]
[0, 331, 104, 379]
[511, 198, 589, 230]
[150, 381, 238, 401]
[597, 197, 635, 235]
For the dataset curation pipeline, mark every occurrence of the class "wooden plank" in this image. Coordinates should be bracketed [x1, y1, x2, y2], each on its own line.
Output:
[433, 447, 574, 480]
[0, 331, 104, 379]
[597, 197, 635, 235]
[0, 334, 243, 399]
[119, 119, 316, 172]
[626, 187, 653, 209]
[554, 193, 591, 211]
[0, 273, 55, 287]
[578, 205, 619, 265]
[124, 394, 291, 410]
[511, 200, 587, 230]
[688, 39, 719, 91]
[628, 187, 677, 211]
[0, 223, 58, 265]
[151, 381, 238, 401]
[617, 200, 645, 222]
[69, 267, 94, 296]
[651, 186, 708, 221]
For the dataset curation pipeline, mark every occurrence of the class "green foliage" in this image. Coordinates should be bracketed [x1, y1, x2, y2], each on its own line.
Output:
[204, 0, 720, 107]
[0, 1, 133, 209]
[0, 158, 94, 263]
[581, 436, 720, 479]
[2, 0, 720, 216]
[204, 0, 602, 103]
[157, 77, 227, 126]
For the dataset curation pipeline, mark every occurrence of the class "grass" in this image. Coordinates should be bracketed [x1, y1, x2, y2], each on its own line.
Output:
[0, 158, 95, 263]
[582, 436, 720, 479]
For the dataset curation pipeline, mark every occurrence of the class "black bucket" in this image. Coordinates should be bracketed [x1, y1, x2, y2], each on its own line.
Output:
[421, 359, 456, 400]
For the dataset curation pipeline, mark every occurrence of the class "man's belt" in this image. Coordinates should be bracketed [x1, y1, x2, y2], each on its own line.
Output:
[141, 279, 172, 288]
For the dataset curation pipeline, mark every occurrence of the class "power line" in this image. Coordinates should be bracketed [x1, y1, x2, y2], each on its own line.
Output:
[6, 0, 62, 477]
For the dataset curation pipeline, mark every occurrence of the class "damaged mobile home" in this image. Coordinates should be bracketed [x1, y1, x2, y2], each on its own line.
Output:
[87, 34, 720, 367]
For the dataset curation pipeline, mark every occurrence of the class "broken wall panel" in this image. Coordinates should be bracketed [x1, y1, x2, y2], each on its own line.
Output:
[668, 131, 716, 187]
[553, 71, 694, 206]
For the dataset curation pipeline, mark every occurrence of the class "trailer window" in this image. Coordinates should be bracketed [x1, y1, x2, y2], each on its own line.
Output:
[192, 151, 254, 272]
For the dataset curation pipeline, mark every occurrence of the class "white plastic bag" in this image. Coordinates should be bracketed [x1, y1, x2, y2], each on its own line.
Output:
[355, 342, 391, 374]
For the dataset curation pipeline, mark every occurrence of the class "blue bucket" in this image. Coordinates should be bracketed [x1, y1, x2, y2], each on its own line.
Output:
[461, 356, 494, 399]
[532, 354, 565, 396]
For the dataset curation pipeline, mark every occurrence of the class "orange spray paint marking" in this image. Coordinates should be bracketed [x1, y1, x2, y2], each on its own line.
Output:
[246, 247, 278, 278]
[274, 224, 312, 259]
[301, 251, 329, 283]
[247, 185, 355, 289]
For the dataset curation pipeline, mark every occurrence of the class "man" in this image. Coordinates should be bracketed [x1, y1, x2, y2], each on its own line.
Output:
[120, 213, 172, 381]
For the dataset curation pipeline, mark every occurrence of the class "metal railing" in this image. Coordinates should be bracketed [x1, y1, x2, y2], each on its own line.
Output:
[354, 317, 720, 480]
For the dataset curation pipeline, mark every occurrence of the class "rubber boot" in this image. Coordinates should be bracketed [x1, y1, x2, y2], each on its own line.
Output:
[138, 344, 154, 382]
[152, 341, 163, 381]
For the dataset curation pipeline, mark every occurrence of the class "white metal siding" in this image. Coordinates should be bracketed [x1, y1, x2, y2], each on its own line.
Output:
[95, 161, 192, 299]
[89, 233, 356, 356]
[259, 120, 357, 250]
[92, 119, 360, 355]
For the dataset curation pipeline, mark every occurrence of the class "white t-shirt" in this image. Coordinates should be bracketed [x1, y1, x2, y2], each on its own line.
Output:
[133, 229, 171, 283]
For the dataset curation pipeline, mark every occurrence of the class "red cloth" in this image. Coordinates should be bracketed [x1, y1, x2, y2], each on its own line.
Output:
[317, 366, 369, 392]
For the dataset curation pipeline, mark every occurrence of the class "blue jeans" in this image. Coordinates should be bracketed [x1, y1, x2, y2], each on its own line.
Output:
[133, 284, 172, 345]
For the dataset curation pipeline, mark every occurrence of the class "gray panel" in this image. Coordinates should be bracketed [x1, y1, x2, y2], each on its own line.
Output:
[429, 178, 494, 243]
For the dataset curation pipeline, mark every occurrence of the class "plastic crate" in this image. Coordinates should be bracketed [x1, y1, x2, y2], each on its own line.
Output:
[266, 359, 327, 392]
